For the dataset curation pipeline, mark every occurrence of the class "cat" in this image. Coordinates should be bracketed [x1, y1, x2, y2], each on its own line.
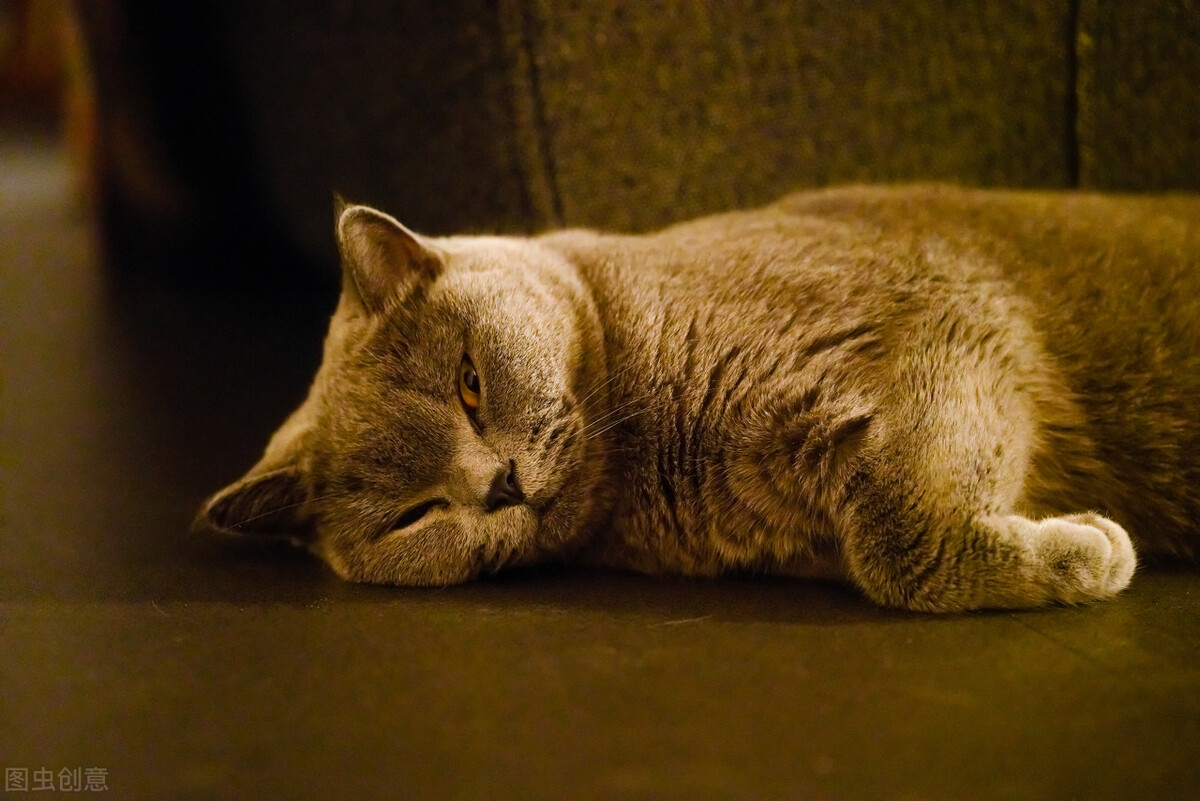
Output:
[195, 184, 1200, 612]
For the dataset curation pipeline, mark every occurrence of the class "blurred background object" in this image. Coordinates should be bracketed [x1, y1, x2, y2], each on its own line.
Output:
[0, 0, 64, 119]
[1, 0, 93, 206]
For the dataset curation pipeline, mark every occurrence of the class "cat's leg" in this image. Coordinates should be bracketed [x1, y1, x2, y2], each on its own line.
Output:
[841, 482, 1135, 611]
[836, 404, 1136, 612]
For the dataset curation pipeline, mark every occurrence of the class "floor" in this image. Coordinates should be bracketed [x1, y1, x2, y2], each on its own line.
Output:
[2, 131, 1199, 800]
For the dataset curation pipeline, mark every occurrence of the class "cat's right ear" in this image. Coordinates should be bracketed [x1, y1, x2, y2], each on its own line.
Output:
[334, 199, 444, 315]
[193, 402, 317, 543]
[195, 465, 313, 544]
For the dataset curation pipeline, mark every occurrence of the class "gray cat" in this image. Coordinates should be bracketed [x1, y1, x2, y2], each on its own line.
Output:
[196, 185, 1200, 612]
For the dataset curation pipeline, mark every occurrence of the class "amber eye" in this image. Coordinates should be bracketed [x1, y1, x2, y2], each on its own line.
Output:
[458, 355, 481, 411]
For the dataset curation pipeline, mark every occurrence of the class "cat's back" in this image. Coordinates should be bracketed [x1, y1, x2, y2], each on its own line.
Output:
[773, 183, 1200, 340]
[546, 184, 1200, 412]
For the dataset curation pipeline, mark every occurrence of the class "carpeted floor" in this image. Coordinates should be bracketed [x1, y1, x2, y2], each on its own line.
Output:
[2, 131, 1198, 800]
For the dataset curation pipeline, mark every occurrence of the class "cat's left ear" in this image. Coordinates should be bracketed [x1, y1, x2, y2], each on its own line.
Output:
[335, 198, 444, 315]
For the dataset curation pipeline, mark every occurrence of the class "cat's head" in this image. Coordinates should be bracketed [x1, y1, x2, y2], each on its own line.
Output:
[196, 202, 610, 584]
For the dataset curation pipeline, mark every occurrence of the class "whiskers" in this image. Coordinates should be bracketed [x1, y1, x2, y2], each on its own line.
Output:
[574, 357, 641, 408]
[569, 359, 660, 445]
[579, 403, 650, 441]
[576, 393, 656, 444]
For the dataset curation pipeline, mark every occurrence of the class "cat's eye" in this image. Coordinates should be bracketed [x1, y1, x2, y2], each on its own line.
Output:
[382, 499, 446, 537]
[458, 355, 481, 412]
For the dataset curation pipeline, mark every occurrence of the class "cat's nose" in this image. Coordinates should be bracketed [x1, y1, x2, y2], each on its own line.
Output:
[484, 460, 525, 511]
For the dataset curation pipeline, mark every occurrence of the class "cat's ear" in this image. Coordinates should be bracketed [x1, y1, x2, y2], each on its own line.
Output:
[334, 198, 443, 314]
[194, 403, 316, 543]
[195, 465, 313, 543]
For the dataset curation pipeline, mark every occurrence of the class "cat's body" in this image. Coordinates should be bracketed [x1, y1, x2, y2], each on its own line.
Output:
[199, 185, 1200, 612]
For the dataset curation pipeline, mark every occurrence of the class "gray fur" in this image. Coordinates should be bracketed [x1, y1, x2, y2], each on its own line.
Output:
[198, 185, 1199, 612]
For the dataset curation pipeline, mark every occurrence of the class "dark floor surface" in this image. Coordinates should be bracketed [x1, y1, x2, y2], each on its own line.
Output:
[2, 133, 1199, 800]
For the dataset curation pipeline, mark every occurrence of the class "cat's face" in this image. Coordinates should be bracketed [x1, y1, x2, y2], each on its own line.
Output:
[197, 204, 609, 584]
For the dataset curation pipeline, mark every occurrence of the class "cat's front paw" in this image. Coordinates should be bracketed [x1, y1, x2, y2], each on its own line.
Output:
[1061, 512, 1137, 595]
[1031, 512, 1136, 603]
